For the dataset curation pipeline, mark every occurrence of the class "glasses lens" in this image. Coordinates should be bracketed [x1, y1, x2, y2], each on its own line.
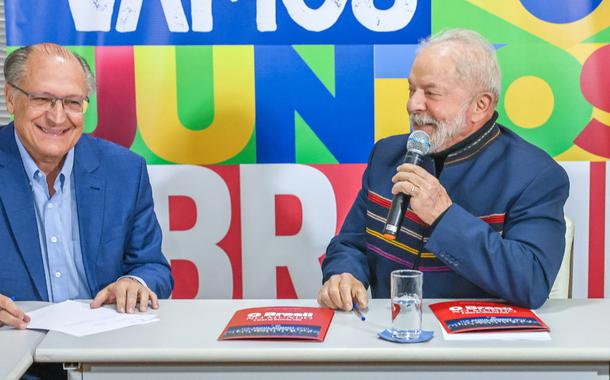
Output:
[62, 98, 85, 113]
[29, 95, 54, 109]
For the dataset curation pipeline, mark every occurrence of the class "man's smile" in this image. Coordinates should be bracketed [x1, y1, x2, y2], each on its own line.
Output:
[35, 124, 71, 136]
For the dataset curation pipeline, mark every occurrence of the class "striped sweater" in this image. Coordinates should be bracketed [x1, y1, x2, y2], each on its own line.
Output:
[322, 114, 569, 308]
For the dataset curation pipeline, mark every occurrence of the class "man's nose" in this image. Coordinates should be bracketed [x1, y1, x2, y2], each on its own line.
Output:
[407, 90, 426, 114]
[47, 99, 67, 123]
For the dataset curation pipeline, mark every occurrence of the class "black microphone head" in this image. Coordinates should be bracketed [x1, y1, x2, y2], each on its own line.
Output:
[407, 130, 431, 155]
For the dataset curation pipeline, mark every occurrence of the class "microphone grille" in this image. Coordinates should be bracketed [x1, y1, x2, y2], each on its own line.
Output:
[407, 130, 431, 155]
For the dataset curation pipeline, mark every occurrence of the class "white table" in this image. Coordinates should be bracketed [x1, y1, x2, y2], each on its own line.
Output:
[34, 299, 610, 379]
[0, 302, 48, 380]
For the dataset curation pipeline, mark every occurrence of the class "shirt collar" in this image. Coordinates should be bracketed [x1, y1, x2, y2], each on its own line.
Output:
[14, 128, 75, 188]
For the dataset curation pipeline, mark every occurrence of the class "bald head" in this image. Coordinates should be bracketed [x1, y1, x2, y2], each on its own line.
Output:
[4, 43, 95, 95]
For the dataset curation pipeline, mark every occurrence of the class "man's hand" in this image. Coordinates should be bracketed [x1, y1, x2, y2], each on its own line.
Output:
[317, 273, 368, 311]
[90, 278, 159, 313]
[392, 163, 452, 225]
[0, 294, 30, 329]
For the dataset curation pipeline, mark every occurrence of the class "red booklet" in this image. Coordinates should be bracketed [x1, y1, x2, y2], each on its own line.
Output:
[218, 306, 334, 341]
[429, 301, 550, 334]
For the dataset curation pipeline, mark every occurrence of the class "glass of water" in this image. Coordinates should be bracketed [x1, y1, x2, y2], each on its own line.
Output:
[390, 269, 423, 339]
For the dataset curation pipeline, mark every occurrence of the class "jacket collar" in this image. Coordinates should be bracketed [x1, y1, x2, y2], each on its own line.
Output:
[431, 111, 501, 166]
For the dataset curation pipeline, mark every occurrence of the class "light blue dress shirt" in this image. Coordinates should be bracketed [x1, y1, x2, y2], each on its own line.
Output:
[14, 130, 90, 302]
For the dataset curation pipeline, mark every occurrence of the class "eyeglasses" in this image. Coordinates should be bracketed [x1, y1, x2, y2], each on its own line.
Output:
[9, 82, 89, 114]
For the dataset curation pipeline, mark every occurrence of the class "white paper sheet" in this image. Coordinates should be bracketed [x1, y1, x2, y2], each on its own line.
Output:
[26, 300, 158, 337]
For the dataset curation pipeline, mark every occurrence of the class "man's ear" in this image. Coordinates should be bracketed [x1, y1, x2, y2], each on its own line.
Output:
[471, 92, 494, 123]
[5, 85, 15, 115]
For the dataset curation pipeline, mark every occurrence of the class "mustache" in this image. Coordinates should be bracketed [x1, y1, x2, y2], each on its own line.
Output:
[410, 113, 441, 128]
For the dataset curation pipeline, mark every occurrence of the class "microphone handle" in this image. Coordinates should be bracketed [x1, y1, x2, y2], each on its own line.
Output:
[403, 150, 425, 166]
[383, 193, 410, 239]
[382, 151, 425, 240]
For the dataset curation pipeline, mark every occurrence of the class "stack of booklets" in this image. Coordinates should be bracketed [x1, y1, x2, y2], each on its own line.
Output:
[429, 301, 550, 340]
[219, 306, 334, 342]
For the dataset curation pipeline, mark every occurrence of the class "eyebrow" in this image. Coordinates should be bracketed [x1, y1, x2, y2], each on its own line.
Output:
[33, 91, 87, 99]
[408, 79, 444, 91]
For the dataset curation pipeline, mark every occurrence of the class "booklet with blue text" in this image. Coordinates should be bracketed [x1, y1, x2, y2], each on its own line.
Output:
[219, 306, 334, 341]
[430, 300, 549, 335]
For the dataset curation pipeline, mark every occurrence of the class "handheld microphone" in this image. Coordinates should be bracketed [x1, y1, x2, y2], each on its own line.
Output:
[382, 130, 431, 240]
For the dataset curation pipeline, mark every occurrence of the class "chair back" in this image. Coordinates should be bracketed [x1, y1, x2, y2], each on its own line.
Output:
[549, 216, 574, 299]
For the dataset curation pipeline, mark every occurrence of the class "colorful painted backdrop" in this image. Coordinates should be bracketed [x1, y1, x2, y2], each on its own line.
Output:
[5, 0, 609, 299]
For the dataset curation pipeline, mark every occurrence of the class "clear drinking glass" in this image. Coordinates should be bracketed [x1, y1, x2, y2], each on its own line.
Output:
[390, 269, 423, 339]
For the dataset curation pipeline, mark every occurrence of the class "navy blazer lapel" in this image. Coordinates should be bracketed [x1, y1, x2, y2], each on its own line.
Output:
[73, 135, 105, 296]
[0, 124, 47, 300]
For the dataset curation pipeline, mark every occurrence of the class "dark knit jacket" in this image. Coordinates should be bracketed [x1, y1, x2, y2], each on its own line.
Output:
[322, 113, 569, 308]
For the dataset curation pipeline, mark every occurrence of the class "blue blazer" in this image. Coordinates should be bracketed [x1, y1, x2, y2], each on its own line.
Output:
[0, 124, 173, 301]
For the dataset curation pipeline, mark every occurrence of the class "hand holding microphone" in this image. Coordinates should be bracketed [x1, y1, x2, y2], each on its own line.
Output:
[382, 130, 431, 240]
[383, 130, 452, 238]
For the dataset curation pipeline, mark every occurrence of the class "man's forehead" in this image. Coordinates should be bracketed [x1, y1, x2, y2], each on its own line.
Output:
[409, 48, 459, 85]
[408, 68, 453, 90]
[416, 44, 458, 68]
[27, 49, 81, 69]
[22, 48, 88, 93]
[22, 44, 83, 78]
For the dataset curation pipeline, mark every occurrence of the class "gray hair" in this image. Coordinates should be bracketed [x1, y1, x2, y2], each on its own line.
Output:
[4, 43, 96, 96]
[417, 28, 501, 104]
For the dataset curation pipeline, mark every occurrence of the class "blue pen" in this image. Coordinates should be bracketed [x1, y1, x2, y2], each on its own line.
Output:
[10, 296, 16, 302]
[352, 303, 366, 321]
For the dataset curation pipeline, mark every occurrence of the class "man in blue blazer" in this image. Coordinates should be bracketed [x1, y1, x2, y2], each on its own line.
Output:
[0, 43, 173, 329]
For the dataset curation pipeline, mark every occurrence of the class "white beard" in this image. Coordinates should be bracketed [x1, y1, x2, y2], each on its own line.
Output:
[409, 107, 467, 153]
